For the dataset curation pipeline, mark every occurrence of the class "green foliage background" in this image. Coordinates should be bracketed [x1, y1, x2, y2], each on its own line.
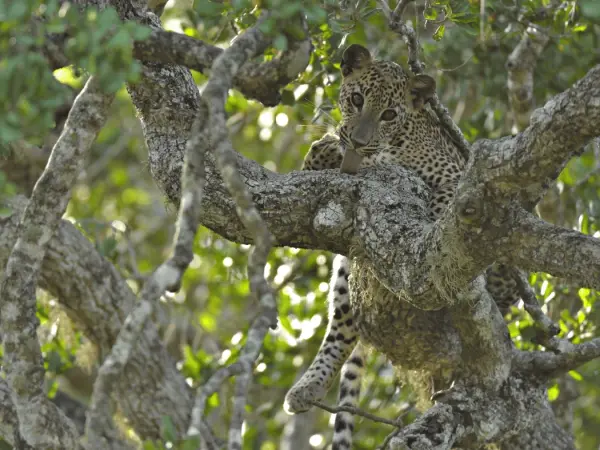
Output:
[2, 0, 600, 448]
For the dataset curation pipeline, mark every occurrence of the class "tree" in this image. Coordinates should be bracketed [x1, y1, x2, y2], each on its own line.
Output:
[1, 0, 600, 449]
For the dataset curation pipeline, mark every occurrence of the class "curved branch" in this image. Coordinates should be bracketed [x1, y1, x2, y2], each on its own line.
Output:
[499, 403, 575, 450]
[133, 29, 311, 107]
[0, 76, 112, 449]
[169, 13, 279, 447]
[130, 61, 600, 310]
[0, 379, 24, 449]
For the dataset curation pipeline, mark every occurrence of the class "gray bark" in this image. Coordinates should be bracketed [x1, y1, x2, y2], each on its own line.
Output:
[123, 5, 600, 444]
[0, 196, 192, 441]
[2, 0, 600, 448]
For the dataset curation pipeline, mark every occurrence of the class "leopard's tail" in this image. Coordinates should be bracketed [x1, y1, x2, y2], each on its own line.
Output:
[332, 343, 365, 450]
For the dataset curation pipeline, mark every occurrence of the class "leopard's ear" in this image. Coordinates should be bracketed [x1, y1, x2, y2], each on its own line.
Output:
[341, 44, 372, 77]
[409, 74, 436, 109]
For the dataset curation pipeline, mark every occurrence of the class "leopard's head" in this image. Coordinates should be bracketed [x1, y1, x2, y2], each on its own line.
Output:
[337, 44, 436, 158]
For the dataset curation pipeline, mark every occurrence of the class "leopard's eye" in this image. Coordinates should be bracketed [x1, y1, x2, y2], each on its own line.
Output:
[351, 93, 364, 108]
[381, 109, 397, 121]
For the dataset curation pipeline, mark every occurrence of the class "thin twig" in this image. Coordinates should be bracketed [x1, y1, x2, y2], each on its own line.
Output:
[377, 0, 423, 74]
[392, 0, 415, 22]
[87, 9, 271, 450]
[311, 400, 409, 428]
[506, 24, 550, 132]
[514, 336, 600, 378]
[272, 253, 312, 292]
[513, 269, 561, 345]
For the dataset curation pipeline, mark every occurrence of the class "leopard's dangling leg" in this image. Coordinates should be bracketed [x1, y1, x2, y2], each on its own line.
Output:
[284, 255, 359, 413]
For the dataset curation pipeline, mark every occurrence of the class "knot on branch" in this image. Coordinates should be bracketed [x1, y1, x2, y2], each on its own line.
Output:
[389, 403, 459, 450]
[313, 200, 351, 235]
[454, 186, 484, 226]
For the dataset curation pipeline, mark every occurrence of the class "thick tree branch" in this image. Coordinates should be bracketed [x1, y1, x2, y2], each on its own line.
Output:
[499, 402, 575, 450]
[0, 378, 32, 449]
[0, 76, 112, 448]
[41, 16, 310, 107]
[503, 210, 600, 290]
[131, 63, 600, 312]
[103, 1, 600, 447]
[133, 28, 312, 107]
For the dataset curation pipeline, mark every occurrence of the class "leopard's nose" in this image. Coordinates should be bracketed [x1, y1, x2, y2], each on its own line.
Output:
[350, 122, 373, 149]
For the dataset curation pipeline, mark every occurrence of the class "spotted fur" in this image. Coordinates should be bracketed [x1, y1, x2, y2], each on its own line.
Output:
[332, 344, 365, 450]
[285, 45, 520, 447]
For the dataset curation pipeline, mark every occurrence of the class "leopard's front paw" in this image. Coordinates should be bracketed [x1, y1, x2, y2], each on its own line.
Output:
[283, 381, 327, 414]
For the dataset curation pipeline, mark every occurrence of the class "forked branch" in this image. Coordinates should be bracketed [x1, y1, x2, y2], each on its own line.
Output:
[514, 337, 600, 379]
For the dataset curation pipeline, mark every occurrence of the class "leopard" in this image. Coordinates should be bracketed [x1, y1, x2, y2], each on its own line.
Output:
[283, 44, 520, 449]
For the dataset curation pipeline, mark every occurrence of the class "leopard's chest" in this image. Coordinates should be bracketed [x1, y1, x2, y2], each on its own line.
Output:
[358, 147, 464, 192]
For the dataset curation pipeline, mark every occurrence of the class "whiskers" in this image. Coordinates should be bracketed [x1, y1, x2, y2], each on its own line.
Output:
[338, 128, 350, 147]
[302, 98, 340, 128]
[356, 146, 380, 156]
[295, 123, 331, 134]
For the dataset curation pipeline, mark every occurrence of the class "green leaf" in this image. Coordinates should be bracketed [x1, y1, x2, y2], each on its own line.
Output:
[161, 416, 177, 443]
[280, 90, 295, 106]
[278, 315, 294, 335]
[433, 25, 445, 41]
[424, 7, 438, 21]
[569, 370, 583, 381]
[181, 436, 202, 450]
[7, 1, 29, 20]
[97, 236, 118, 257]
[131, 24, 152, 41]
[548, 384, 560, 401]
[142, 441, 159, 450]
[273, 34, 288, 51]
[199, 312, 217, 332]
